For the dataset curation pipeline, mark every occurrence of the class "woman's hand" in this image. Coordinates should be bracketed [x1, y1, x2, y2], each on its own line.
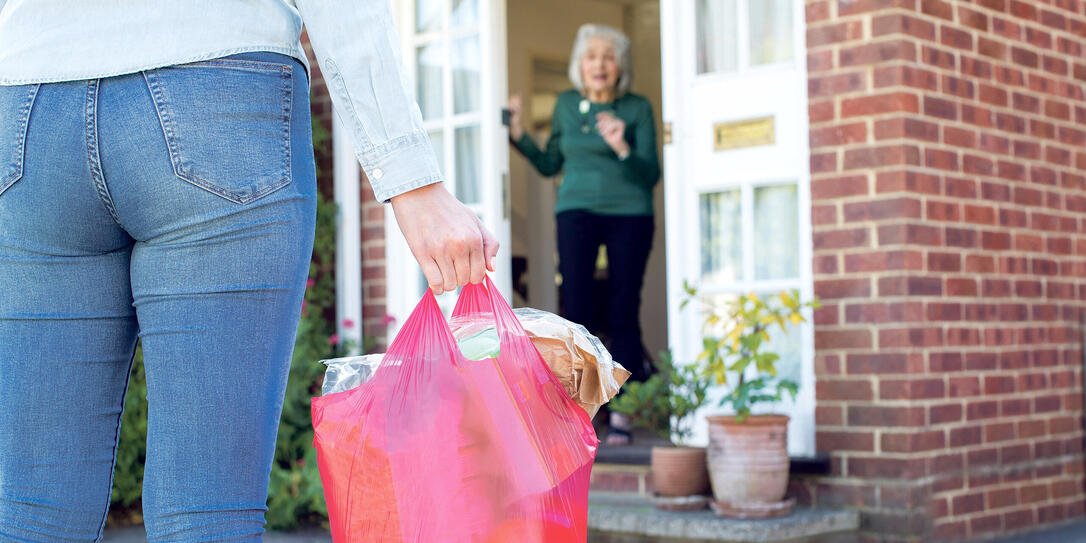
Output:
[596, 111, 630, 157]
[507, 94, 524, 141]
[390, 183, 499, 294]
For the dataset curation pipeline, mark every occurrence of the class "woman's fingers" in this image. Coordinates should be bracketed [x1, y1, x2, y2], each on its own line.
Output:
[390, 183, 499, 293]
[468, 236, 485, 284]
[418, 254, 445, 295]
[480, 217, 499, 272]
[438, 253, 459, 294]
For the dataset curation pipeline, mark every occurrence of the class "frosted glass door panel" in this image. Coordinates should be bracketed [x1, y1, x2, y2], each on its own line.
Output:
[700, 190, 742, 283]
[749, 0, 794, 66]
[452, 36, 481, 114]
[696, 0, 737, 75]
[416, 42, 443, 120]
[454, 125, 481, 204]
[753, 184, 798, 280]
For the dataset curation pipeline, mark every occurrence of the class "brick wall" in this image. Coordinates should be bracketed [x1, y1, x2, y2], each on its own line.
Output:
[302, 34, 389, 348]
[803, 1, 1086, 541]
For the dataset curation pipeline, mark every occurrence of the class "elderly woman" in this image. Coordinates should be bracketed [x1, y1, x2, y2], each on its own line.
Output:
[507, 23, 660, 445]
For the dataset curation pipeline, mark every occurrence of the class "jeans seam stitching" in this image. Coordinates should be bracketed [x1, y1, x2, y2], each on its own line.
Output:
[94, 341, 139, 541]
[0, 84, 39, 196]
[175, 59, 291, 72]
[85, 79, 125, 227]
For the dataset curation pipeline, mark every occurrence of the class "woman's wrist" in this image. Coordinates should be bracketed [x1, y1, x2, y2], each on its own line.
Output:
[509, 125, 524, 142]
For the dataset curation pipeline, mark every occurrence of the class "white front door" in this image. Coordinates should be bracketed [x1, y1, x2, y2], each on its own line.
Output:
[662, 0, 815, 455]
[385, 0, 511, 330]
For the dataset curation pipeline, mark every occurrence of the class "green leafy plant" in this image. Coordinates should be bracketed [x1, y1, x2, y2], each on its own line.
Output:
[686, 282, 819, 422]
[609, 351, 712, 446]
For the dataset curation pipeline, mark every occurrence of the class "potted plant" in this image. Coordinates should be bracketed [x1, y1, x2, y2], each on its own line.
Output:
[689, 285, 819, 518]
[609, 351, 713, 509]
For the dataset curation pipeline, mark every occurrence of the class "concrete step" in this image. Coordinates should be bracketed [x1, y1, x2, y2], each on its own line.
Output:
[588, 492, 860, 543]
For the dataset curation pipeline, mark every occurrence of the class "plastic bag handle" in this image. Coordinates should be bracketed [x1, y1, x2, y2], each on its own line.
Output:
[453, 276, 526, 339]
[384, 288, 461, 364]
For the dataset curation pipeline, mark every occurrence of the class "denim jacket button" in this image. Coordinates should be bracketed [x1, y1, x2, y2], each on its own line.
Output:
[371, 168, 384, 180]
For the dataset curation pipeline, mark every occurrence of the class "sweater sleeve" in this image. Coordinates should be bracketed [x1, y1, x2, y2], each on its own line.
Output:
[620, 98, 661, 189]
[511, 102, 564, 177]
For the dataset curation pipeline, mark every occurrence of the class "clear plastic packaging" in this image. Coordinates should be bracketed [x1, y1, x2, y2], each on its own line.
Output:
[320, 308, 630, 419]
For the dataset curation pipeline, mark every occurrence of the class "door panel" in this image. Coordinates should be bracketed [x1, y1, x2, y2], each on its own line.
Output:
[663, 0, 814, 456]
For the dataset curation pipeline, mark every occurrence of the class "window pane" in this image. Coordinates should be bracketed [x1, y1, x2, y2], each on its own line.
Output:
[753, 184, 799, 280]
[696, 0, 737, 74]
[416, 42, 443, 120]
[749, 0, 794, 66]
[451, 0, 478, 28]
[415, 0, 442, 33]
[452, 35, 481, 114]
[700, 190, 742, 283]
[454, 125, 481, 204]
[428, 129, 445, 175]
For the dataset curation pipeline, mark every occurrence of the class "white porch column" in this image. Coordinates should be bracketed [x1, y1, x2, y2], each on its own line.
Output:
[333, 110, 364, 355]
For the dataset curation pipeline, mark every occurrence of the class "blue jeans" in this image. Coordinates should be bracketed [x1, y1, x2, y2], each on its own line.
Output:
[0, 52, 316, 541]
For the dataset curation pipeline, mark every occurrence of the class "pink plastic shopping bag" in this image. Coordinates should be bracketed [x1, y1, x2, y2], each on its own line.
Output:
[312, 277, 599, 542]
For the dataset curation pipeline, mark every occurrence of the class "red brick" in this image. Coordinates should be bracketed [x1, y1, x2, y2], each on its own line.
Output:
[816, 430, 875, 452]
[843, 251, 924, 273]
[844, 40, 918, 69]
[951, 426, 983, 447]
[811, 122, 867, 148]
[848, 406, 927, 428]
[841, 93, 919, 117]
[879, 327, 944, 348]
[812, 175, 869, 200]
[816, 329, 873, 350]
[881, 429, 945, 452]
[874, 117, 939, 141]
[807, 21, 864, 47]
[817, 379, 874, 401]
[879, 378, 946, 400]
[940, 26, 973, 50]
[813, 228, 870, 250]
[844, 145, 920, 169]
[930, 403, 962, 424]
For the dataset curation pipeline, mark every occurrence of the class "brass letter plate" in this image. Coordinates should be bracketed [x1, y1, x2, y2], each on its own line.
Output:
[714, 116, 775, 151]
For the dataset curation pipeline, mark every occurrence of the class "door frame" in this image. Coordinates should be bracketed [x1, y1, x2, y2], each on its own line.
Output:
[661, 0, 815, 455]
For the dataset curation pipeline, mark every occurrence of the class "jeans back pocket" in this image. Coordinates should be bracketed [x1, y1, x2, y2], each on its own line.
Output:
[0, 84, 39, 198]
[143, 58, 293, 205]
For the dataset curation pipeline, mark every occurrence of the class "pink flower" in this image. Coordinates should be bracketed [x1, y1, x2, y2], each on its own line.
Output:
[328, 334, 340, 345]
[342, 318, 355, 329]
[300, 300, 307, 315]
[380, 314, 397, 327]
[306, 278, 315, 288]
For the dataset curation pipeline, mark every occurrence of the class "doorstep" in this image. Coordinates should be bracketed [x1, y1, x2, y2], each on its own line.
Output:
[588, 492, 860, 543]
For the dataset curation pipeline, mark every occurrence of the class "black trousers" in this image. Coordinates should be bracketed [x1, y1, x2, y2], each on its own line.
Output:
[556, 210, 654, 384]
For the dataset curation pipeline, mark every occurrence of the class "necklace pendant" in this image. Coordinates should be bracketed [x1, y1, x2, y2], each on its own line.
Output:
[579, 99, 590, 114]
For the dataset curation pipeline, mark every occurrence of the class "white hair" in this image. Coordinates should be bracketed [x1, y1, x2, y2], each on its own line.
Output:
[568, 24, 633, 97]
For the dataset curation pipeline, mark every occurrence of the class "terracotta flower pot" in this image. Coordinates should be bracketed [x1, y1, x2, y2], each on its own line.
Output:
[650, 445, 710, 498]
[705, 415, 791, 515]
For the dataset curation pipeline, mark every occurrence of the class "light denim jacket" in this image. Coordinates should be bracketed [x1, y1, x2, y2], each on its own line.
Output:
[0, 0, 441, 202]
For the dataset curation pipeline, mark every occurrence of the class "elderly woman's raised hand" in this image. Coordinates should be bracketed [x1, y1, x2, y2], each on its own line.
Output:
[390, 183, 499, 294]
[595, 111, 630, 158]
[507, 94, 524, 141]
